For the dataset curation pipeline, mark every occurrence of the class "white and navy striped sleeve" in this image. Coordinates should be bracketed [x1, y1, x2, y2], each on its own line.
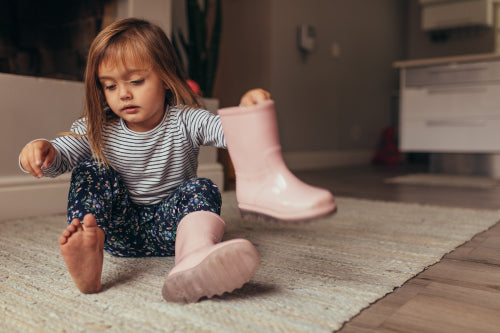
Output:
[43, 119, 92, 177]
[177, 107, 226, 149]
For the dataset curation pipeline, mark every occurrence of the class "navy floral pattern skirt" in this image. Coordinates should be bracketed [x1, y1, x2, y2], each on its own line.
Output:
[67, 159, 222, 257]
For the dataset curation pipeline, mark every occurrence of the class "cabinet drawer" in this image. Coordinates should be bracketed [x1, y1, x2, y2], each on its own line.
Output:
[400, 117, 500, 152]
[401, 83, 500, 120]
[405, 60, 500, 86]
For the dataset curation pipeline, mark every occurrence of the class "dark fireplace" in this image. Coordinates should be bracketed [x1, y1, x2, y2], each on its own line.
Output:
[0, 0, 113, 81]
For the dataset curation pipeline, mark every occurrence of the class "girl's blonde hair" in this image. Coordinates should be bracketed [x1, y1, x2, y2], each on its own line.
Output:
[83, 18, 200, 165]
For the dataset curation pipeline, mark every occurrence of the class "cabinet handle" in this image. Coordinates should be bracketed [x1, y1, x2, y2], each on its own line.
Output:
[427, 86, 487, 94]
[426, 119, 486, 127]
[429, 66, 487, 75]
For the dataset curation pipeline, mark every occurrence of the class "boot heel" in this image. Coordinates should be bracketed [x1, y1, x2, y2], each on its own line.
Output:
[240, 207, 337, 224]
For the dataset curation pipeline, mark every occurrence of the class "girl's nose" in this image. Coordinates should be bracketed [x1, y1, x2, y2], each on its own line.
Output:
[119, 85, 132, 100]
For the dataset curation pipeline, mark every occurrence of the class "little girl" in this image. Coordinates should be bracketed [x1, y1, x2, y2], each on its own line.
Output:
[19, 18, 270, 303]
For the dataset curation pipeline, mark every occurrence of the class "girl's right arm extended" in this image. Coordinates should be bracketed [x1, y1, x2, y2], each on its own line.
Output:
[19, 119, 92, 179]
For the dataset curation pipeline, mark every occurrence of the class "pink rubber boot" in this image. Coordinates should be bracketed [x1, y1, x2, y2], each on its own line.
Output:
[218, 100, 337, 222]
[162, 211, 260, 303]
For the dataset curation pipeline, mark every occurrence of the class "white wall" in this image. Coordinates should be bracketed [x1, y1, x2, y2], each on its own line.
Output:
[215, 0, 407, 169]
[116, 0, 173, 37]
[271, 0, 406, 151]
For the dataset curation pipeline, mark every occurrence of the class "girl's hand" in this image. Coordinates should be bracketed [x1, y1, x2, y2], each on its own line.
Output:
[240, 88, 271, 107]
[19, 140, 56, 178]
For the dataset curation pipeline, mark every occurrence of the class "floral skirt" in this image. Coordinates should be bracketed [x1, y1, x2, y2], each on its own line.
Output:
[67, 159, 222, 257]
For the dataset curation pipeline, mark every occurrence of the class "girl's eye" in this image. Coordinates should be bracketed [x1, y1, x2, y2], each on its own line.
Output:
[131, 79, 144, 85]
[105, 84, 116, 90]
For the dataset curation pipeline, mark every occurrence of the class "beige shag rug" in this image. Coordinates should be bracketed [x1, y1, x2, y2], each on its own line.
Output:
[385, 173, 499, 189]
[1, 192, 499, 333]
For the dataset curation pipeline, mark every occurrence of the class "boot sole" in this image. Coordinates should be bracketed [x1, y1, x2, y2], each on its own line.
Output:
[162, 239, 260, 303]
[239, 204, 337, 224]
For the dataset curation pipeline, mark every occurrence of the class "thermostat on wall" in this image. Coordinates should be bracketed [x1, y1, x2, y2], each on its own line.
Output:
[297, 24, 316, 53]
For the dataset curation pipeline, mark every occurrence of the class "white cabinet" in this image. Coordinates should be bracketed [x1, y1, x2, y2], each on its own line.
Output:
[397, 54, 500, 153]
[419, 0, 498, 31]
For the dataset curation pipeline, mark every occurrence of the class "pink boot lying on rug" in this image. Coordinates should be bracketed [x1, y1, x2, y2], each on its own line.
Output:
[162, 211, 259, 303]
[218, 100, 337, 223]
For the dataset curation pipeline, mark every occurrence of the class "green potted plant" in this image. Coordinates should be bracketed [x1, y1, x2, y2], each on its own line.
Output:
[174, 0, 222, 99]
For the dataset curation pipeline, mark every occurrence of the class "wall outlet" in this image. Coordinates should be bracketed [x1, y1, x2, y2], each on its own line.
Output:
[331, 42, 341, 58]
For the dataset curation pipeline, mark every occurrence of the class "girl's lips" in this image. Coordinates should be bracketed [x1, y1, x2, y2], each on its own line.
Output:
[122, 105, 139, 113]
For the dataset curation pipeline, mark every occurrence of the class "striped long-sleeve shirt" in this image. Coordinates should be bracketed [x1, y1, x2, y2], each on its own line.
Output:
[42, 105, 226, 205]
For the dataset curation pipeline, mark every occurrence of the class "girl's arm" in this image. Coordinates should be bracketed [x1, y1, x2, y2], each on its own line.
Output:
[19, 119, 92, 179]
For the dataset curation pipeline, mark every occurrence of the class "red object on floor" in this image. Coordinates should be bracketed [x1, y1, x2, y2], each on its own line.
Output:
[372, 126, 401, 165]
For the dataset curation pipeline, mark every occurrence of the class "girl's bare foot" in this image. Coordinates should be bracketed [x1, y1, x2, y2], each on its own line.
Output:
[59, 214, 105, 293]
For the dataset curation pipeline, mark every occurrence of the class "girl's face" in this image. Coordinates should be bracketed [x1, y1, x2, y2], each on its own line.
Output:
[98, 57, 167, 132]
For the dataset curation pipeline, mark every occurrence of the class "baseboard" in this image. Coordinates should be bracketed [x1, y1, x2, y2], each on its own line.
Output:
[0, 163, 224, 222]
[283, 149, 372, 171]
[0, 174, 71, 222]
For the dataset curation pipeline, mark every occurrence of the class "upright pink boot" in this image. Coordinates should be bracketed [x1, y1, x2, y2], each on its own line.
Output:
[218, 100, 336, 222]
[162, 211, 259, 303]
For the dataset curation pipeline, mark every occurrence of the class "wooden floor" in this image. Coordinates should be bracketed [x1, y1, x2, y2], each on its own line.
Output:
[292, 164, 500, 333]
